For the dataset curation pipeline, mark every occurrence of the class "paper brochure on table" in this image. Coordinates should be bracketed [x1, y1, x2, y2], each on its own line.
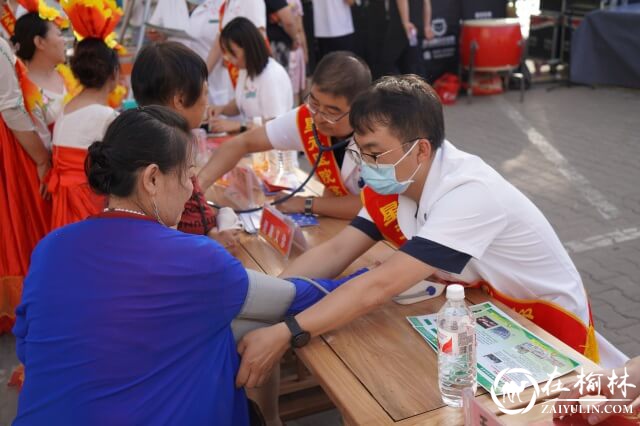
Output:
[407, 302, 580, 395]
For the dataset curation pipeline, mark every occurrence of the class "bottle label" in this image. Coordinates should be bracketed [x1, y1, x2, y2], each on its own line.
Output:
[438, 326, 474, 356]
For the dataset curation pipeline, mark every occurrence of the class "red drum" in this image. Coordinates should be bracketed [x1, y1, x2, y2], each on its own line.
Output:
[460, 18, 523, 71]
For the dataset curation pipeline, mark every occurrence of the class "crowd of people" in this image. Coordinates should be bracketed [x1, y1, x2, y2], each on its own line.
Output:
[0, 0, 637, 425]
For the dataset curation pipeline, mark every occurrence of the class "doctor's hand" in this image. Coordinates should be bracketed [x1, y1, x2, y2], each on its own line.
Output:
[209, 118, 241, 134]
[275, 195, 305, 214]
[208, 105, 225, 119]
[146, 29, 167, 43]
[236, 322, 291, 388]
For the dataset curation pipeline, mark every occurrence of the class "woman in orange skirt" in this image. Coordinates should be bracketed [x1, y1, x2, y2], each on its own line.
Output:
[0, 38, 51, 334]
[48, 0, 123, 230]
[0, 6, 67, 334]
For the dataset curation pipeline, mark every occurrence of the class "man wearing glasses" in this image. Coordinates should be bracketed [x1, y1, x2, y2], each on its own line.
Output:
[198, 51, 372, 219]
[233, 75, 624, 390]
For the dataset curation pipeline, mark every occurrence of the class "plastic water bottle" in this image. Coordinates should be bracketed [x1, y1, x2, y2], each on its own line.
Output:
[408, 27, 418, 47]
[266, 150, 299, 188]
[437, 284, 477, 408]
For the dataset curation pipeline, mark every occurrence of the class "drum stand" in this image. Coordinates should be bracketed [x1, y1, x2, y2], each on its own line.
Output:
[461, 40, 526, 104]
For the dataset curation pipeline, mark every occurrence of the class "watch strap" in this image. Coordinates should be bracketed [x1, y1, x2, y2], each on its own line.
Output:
[304, 197, 314, 215]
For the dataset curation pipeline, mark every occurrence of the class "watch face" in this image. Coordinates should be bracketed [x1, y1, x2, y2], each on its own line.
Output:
[292, 331, 311, 348]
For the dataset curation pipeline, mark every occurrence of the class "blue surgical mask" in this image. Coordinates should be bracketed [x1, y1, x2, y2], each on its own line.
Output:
[359, 142, 422, 195]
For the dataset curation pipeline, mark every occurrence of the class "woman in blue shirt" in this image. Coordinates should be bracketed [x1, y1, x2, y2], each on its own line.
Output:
[12, 106, 361, 426]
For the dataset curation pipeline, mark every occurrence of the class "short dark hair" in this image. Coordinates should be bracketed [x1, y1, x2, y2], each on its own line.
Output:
[11, 12, 50, 61]
[220, 17, 269, 79]
[86, 106, 193, 197]
[311, 51, 372, 105]
[70, 38, 119, 89]
[350, 75, 445, 150]
[131, 42, 207, 108]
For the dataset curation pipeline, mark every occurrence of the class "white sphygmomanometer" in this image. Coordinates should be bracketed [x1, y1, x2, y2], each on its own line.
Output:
[392, 280, 447, 305]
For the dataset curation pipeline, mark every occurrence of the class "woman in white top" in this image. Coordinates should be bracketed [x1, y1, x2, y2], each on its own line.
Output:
[205, 0, 266, 77]
[209, 17, 293, 133]
[49, 38, 119, 230]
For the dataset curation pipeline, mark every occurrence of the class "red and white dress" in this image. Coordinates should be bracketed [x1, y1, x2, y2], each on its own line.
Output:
[0, 38, 57, 333]
[49, 104, 117, 230]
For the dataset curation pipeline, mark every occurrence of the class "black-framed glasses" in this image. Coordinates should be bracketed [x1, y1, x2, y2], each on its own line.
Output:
[304, 93, 350, 125]
[346, 138, 423, 168]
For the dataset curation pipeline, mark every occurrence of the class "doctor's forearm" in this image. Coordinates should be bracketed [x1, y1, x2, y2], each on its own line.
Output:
[311, 194, 362, 219]
[198, 137, 249, 189]
[293, 253, 436, 337]
[280, 241, 349, 279]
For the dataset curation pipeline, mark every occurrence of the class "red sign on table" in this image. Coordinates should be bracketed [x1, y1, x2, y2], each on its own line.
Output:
[259, 205, 296, 258]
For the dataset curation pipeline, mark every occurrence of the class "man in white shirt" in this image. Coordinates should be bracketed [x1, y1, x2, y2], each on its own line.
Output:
[232, 75, 615, 389]
[198, 51, 371, 219]
[312, 0, 355, 60]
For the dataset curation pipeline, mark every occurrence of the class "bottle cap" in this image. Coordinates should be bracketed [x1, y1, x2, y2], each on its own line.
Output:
[446, 284, 465, 300]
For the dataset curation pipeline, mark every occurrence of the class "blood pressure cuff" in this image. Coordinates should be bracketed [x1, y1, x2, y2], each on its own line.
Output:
[231, 268, 369, 341]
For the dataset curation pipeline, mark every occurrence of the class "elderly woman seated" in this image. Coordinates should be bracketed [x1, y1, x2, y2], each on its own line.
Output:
[12, 106, 365, 426]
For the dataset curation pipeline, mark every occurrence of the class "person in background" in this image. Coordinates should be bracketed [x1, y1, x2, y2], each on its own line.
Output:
[209, 17, 293, 134]
[146, 0, 234, 106]
[10, 9, 67, 149]
[12, 106, 368, 426]
[131, 42, 239, 251]
[48, 0, 122, 230]
[1, 3, 69, 334]
[312, 0, 355, 61]
[205, 0, 266, 87]
[0, 37, 50, 334]
[371, 0, 433, 79]
[198, 51, 372, 220]
[265, 0, 301, 72]
[286, 0, 308, 104]
[49, 40, 117, 229]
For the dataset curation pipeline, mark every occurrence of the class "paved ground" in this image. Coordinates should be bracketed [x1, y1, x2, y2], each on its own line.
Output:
[1, 83, 639, 425]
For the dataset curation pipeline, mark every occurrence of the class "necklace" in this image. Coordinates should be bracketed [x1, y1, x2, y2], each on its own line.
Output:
[103, 207, 147, 216]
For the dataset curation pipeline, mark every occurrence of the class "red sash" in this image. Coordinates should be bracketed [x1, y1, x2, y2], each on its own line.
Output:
[1, 4, 16, 36]
[296, 105, 349, 196]
[361, 186, 407, 248]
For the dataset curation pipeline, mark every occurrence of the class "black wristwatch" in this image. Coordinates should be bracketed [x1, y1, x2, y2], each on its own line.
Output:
[284, 316, 311, 348]
[304, 197, 314, 216]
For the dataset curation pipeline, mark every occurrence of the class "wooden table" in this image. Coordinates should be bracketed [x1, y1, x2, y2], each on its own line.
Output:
[212, 169, 601, 425]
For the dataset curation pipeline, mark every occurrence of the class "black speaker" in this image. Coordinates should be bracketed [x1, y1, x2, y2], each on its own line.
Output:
[540, 0, 564, 12]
